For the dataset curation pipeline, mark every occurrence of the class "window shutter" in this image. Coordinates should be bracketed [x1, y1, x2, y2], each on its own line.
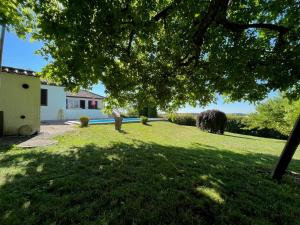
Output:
[41, 89, 48, 106]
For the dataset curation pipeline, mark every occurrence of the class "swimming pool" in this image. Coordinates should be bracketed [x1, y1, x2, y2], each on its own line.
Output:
[89, 117, 141, 124]
[66, 117, 165, 125]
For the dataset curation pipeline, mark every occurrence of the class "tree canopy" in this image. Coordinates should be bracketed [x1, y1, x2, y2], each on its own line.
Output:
[5, 0, 300, 110]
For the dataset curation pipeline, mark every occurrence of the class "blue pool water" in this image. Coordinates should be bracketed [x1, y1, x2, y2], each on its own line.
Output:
[89, 117, 141, 124]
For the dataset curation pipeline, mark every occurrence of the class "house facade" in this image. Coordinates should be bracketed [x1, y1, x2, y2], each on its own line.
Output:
[40, 84, 107, 121]
[0, 67, 40, 136]
[0, 66, 107, 136]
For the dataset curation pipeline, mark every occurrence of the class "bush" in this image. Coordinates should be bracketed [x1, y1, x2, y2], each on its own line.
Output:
[225, 115, 288, 139]
[79, 116, 89, 127]
[168, 114, 196, 126]
[140, 116, 148, 125]
[196, 110, 227, 134]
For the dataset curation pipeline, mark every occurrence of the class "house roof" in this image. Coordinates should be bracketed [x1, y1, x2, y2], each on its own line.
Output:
[66, 90, 105, 99]
[2, 66, 105, 99]
[0, 66, 37, 76]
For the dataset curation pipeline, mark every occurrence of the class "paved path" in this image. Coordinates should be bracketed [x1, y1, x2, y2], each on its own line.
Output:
[0, 123, 76, 148]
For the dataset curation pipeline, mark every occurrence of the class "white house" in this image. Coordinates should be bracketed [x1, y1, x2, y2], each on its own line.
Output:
[41, 84, 107, 121]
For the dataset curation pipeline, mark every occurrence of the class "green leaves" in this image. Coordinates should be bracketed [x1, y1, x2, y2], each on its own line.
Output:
[247, 96, 300, 136]
[4, 0, 299, 110]
[0, 0, 35, 38]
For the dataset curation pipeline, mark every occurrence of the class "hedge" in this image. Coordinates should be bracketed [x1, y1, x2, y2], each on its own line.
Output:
[226, 115, 287, 140]
[168, 114, 287, 140]
[168, 114, 196, 126]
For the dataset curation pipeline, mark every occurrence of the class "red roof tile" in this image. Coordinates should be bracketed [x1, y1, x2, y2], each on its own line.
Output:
[66, 90, 105, 99]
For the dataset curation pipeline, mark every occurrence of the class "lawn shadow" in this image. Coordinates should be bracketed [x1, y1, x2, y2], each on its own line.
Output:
[0, 135, 35, 152]
[118, 130, 128, 134]
[0, 141, 300, 224]
[224, 133, 259, 140]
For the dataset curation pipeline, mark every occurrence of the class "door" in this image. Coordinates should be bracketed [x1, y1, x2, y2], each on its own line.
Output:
[0, 111, 3, 137]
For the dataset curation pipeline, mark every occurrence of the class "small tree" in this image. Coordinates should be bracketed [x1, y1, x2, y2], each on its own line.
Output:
[247, 96, 300, 136]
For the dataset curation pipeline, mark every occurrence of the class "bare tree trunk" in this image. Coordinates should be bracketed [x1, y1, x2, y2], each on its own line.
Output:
[272, 113, 300, 180]
[0, 24, 6, 71]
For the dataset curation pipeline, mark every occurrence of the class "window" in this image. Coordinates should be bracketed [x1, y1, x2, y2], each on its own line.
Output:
[88, 100, 98, 109]
[80, 100, 85, 109]
[41, 89, 48, 106]
[66, 98, 80, 109]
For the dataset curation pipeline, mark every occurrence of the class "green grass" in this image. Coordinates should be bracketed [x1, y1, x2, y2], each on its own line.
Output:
[1, 122, 300, 225]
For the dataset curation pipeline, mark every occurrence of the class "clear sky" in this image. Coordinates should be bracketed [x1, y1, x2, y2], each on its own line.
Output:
[2, 31, 276, 114]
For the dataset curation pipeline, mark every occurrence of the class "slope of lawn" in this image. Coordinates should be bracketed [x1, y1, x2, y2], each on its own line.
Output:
[0, 122, 300, 225]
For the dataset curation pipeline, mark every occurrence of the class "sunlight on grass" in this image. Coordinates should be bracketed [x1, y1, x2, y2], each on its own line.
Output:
[36, 164, 44, 172]
[196, 186, 224, 204]
[106, 153, 121, 161]
[22, 201, 30, 209]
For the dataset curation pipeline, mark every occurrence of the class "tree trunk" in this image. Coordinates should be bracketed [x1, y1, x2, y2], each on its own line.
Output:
[0, 24, 6, 70]
[272, 112, 300, 180]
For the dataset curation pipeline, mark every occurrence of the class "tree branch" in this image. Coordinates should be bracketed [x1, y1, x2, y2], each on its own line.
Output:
[191, 0, 229, 65]
[221, 19, 289, 34]
[127, 30, 135, 55]
[152, 4, 175, 22]
[220, 19, 289, 49]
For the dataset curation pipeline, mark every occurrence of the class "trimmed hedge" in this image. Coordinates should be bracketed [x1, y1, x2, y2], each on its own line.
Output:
[196, 110, 227, 134]
[226, 115, 287, 140]
[168, 114, 196, 126]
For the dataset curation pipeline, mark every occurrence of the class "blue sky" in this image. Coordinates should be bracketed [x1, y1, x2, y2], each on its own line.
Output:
[3, 31, 276, 114]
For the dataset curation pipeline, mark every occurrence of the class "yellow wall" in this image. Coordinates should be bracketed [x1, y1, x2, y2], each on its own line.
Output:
[0, 72, 40, 135]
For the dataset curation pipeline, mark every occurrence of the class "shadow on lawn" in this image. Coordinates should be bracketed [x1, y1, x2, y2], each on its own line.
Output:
[0, 141, 300, 225]
[0, 136, 34, 152]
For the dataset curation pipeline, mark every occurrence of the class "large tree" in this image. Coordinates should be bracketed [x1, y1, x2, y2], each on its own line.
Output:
[4, 0, 300, 180]
[29, 0, 299, 110]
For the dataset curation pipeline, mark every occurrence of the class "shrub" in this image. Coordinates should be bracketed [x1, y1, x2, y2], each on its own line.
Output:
[79, 116, 89, 127]
[168, 114, 196, 126]
[140, 116, 148, 125]
[196, 110, 227, 134]
[225, 115, 288, 139]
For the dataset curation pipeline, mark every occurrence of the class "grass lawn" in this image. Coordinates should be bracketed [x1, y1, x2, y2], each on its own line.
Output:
[1, 122, 300, 225]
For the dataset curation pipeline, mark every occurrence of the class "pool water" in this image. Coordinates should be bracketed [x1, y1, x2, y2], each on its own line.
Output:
[65, 117, 165, 126]
[89, 117, 141, 124]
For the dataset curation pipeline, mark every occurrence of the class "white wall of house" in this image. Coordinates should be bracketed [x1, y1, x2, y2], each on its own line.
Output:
[65, 97, 107, 120]
[40, 85, 108, 121]
[41, 84, 66, 121]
